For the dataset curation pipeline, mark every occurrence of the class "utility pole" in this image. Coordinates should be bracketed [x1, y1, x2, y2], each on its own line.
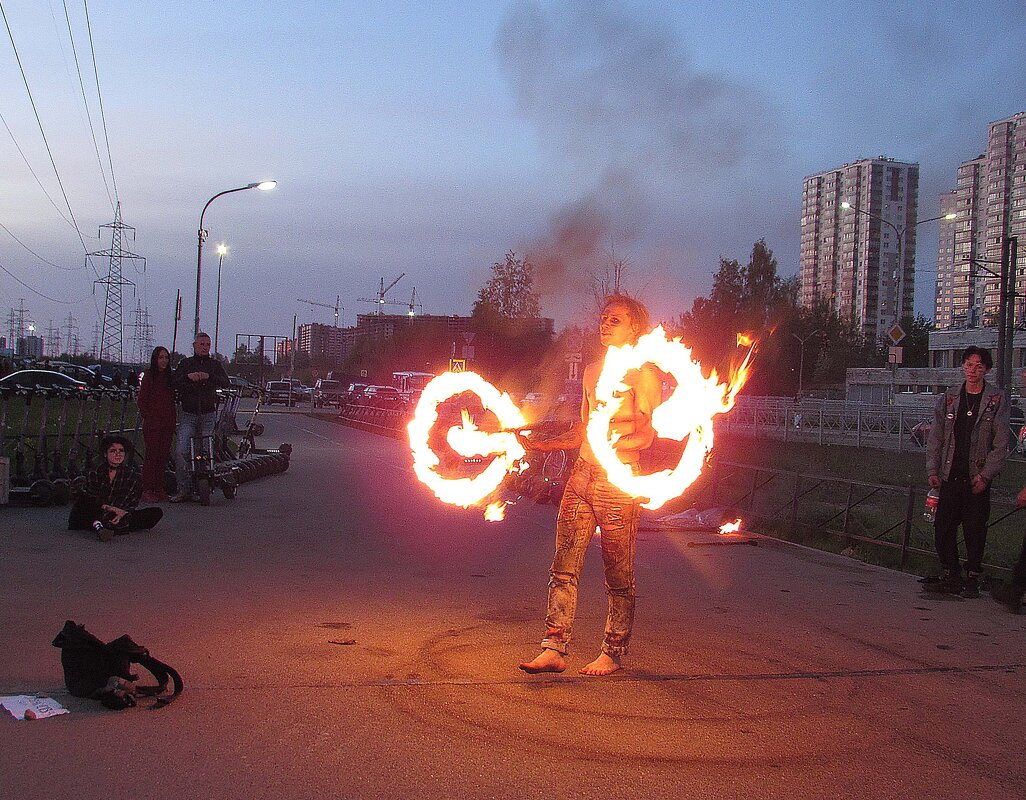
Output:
[172, 290, 182, 357]
[63, 313, 79, 356]
[44, 320, 61, 358]
[90, 203, 145, 364]
[965, 236, 1019, 393]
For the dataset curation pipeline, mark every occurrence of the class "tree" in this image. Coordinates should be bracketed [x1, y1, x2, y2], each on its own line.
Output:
[469, 251, 552, 383]
[472, 251, 541, 323]
[893, 314, 933, 367]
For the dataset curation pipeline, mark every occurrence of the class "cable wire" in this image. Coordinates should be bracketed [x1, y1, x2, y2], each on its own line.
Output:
[63, 0, 115, 211]
[0, 109, 77, 230]
[82, 0, 118, 205]
[0, 260, 88, 303]
[0, 221, 78, 270]
[0, 0, 90, 253]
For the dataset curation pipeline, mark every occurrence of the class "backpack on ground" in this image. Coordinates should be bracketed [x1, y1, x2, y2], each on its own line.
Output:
[52, 620, 183, 710]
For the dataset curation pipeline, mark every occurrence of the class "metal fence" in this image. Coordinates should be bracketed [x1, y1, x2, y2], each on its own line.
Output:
[722, 396, 1025, 457]
[691, 459, 1022, 573]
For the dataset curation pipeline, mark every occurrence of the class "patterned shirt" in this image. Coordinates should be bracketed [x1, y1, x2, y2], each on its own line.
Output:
[83, 462, 143, 511]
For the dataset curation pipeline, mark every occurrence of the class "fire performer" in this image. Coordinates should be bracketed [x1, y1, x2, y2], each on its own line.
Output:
[517, 294, 661, 676]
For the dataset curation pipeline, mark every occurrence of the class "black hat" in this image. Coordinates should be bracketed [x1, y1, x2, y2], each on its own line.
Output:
[99, 434, 133, 454]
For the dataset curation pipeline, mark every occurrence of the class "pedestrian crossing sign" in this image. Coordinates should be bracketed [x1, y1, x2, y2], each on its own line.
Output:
[449, 359, 466, 373]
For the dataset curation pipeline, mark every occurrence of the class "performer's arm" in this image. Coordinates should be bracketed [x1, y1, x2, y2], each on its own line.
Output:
[515, 394, 586, 452]
[611, 365, 661, 454]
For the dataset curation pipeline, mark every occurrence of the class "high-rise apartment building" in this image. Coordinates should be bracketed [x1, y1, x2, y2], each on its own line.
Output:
[297, 322, 346, 364]
[800, 157, 920, 343]
[934, 112, 1026, 330]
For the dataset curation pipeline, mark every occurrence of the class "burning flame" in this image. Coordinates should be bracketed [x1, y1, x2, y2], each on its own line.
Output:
[408, 371, 527, 512]
[587, 326, 756, 510]
[719, 518, 742, 535]
[484, 501, 507, 522]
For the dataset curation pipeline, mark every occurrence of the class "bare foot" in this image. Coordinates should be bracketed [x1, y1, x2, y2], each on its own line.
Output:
[519, 649, 566, 674]
[579, 653, 621, 676]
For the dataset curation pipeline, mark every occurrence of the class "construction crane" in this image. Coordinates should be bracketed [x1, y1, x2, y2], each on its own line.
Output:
[297, 295, 342, 327]
[357, 274, 407, 316]
[406, 287, 423, 317]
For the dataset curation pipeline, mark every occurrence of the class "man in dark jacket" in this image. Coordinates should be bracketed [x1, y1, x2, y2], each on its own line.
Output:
[169, 332, 230, 502]
[925, 346, 1010, 598]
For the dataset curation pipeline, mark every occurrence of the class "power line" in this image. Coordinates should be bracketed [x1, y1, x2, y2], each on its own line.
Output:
[0, 220, 78, 270]
[0, 109, 77, 231]
[0, 1, 90, 253]
[62, 0, 115, 211]
[0, 259, 87, 303]
[82, 0, 118, 205]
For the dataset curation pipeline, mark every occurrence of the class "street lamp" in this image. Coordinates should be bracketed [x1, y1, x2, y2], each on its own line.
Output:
[840, 201, 955, 327]
[792, 329, 821, 397]
[195, 180, 276, 338]
[214, 243, 228, 358]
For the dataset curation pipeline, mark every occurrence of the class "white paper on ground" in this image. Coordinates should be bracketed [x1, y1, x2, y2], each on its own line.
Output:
[0, 695, 70, 720]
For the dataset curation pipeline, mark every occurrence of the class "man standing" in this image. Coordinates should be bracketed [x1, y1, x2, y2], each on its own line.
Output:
[170, 332, 230, 502]
[993, 368, 1026, 614]
[926, 346, 1010, 598]
[517, 294, 661, 676]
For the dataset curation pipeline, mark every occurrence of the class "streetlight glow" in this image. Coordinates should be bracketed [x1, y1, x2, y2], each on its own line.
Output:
[194, 179, 277, 337]
[216, 243, 228, 257]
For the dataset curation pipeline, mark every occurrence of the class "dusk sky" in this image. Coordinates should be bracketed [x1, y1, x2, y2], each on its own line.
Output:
[1, 0, 1024, 358]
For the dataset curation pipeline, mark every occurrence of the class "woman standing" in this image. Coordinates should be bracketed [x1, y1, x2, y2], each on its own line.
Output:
[137, 346, 176, 502]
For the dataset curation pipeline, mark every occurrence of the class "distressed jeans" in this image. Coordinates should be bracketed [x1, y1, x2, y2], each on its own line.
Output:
[541, 458, 641, 658]
[174, 411, 215, 494]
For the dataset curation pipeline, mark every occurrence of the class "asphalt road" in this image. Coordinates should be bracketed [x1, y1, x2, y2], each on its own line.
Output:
[1, 412, 1024, 799]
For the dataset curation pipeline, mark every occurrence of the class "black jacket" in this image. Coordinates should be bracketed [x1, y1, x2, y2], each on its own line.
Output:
[171, 355, 230, 415]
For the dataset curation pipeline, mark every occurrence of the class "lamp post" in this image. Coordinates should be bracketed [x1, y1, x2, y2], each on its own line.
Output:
[792, 329, 821, 397]
[214, 243, 228, 358]
[840, 201, 955, 327]
[195, 180, 276, 339]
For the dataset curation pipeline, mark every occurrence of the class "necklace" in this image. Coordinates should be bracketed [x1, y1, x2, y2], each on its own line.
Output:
[965, 390, 982, 417]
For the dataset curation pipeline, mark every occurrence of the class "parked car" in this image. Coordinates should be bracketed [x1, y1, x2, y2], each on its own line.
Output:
[47, 361, 107, 388]
[364, 385, 406, 409]
[281, 379, 310, 402]
[263, 380, 293, 405]
[0, 370, 88, 392]
[339, 382, 369, 406]
[312, 379, 344, 408]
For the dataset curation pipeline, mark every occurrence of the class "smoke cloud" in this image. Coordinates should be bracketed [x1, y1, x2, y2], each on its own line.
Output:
[495, 0, 784, 317]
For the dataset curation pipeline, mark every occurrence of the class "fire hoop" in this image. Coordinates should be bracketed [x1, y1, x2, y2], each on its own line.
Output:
[587, 326, 755, 510]
[407, 371, 527, 509]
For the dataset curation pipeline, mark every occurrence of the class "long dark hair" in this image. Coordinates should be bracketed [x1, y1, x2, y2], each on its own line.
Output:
[149, 346, 171, 374]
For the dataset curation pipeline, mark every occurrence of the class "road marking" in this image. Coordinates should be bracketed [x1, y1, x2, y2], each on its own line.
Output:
[299, 427, 333, 442]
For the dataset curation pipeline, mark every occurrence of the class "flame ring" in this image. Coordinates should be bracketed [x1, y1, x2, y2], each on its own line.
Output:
[586, 328, 742, 511]
[407, 372, 527, 508]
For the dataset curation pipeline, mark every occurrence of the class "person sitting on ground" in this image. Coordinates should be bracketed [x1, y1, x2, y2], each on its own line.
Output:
[68, 434, 163, 542]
